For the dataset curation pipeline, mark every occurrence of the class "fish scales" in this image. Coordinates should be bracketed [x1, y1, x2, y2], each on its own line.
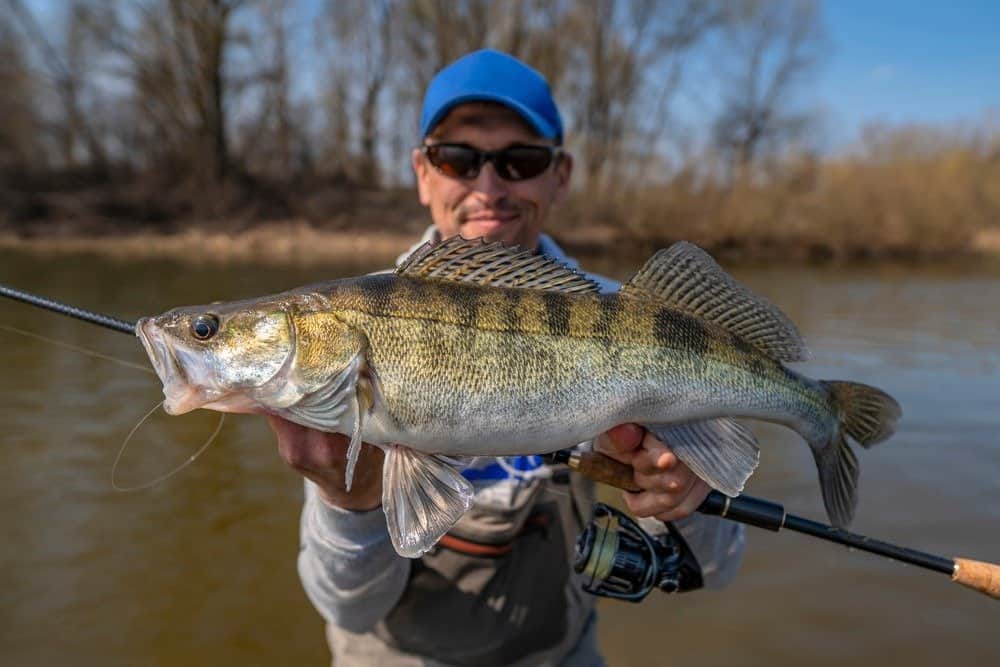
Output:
[318, 275, 832, 451]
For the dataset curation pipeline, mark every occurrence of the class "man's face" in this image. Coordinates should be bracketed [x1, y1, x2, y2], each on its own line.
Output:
[411, 103, 572, 250]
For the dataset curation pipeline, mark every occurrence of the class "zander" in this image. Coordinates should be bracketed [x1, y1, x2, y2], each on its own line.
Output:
[137, 238, 901, 557]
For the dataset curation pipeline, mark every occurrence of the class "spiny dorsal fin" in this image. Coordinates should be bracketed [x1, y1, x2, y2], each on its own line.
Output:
[622, 241, 809, 362]
[397, 236, 600, 293]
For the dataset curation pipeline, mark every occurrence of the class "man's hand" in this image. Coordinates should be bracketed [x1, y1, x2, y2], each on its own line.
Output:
[268, 415, 384, 511]
[594, 424, 710, 522]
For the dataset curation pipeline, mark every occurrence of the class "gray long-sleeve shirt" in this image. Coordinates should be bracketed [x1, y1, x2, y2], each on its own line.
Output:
[299, 480, 745, 633]
[296, 230, 746, 660]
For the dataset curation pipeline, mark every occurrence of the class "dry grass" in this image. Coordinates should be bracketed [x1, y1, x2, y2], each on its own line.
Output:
[557, 126, 1000, 261]
[5, 126, 999, 264]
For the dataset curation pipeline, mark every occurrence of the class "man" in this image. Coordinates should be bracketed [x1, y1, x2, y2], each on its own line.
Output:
[269, 49, 744, 666]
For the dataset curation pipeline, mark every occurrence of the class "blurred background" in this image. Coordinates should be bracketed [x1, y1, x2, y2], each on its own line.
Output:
[2, 0, 998, 259]
[1, 1, 999, 666]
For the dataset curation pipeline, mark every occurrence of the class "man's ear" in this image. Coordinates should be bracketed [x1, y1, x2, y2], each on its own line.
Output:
[552, 151, 573, 204]
[412, 148, 432, 206]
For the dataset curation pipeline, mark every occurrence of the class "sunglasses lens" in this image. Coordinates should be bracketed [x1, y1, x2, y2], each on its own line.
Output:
[425, 144, 556, 181]
[426, 144, 481, 179]
[494, 146, 554, 181]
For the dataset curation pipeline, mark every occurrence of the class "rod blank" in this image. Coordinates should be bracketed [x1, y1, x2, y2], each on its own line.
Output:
[0, 284, 136, 335]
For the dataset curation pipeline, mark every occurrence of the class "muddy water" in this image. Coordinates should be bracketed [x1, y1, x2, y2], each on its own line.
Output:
[1, 249, 998, 666]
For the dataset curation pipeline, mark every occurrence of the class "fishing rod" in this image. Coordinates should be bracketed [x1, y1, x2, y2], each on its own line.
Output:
[0, 284, 136, 334]
[546, 448, 1000, 601]
[5, 284, 997, 600]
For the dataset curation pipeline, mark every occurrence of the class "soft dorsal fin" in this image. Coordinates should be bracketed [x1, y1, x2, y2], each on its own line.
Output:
[397, 236, 600, 293]
[622, 241, 808, 362]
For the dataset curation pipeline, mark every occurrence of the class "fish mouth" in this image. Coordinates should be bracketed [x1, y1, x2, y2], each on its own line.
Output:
[136, 318, 213, 415]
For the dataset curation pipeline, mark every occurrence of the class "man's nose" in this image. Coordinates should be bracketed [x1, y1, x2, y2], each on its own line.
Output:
[470, 161, 508, 201]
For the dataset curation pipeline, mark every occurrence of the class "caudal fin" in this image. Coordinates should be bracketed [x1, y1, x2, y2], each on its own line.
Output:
[825, 380, 902, 448]
[813, 435, 860, 527]
[815, 381, 902, 527]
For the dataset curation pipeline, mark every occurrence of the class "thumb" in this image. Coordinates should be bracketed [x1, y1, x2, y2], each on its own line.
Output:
[594, 423, 646, 461]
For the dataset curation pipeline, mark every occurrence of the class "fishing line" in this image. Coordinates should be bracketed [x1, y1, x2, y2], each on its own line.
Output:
[0, 324, 154, 374]
[112, 400, 226, 492]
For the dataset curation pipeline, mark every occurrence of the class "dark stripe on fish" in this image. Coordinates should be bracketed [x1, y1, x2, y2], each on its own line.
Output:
[596, 296, 623, 343]
[654, 308, 710, 354]
[454, 284, 480, 329]
[542, 292, 571, 336]
[503, 289, 521, 330]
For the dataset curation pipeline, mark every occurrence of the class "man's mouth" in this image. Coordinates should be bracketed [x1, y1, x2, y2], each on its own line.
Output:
[461, 208, 519, 223]
[461, 212, 520, 231]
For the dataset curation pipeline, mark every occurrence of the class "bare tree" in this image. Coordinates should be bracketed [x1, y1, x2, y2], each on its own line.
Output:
[0, 11, 43, 173]
[94, 0, 250, 182]
[6, 0, 110, 170]
[321, 0, 397, 185]
[710, 0, 828, 175]
[560, 0, 722, 191]
[231, 0, 308, 182]
[395, 0, 492, 99]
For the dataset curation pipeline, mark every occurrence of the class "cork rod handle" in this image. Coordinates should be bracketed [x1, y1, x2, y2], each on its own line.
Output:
[952, 558, 1000, 599]
[569, 451, 640, 493]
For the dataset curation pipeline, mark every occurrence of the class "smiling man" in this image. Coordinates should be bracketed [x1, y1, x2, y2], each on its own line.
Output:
[414, 108, 568, 248]
[270, 50, 745, 666]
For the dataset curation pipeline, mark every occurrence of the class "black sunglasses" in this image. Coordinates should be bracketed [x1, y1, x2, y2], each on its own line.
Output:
[421, 143, 563, 181]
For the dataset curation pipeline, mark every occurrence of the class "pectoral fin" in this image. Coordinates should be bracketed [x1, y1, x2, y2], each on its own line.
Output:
[280, 351, 363, 431]
[277, 351, 371, 492]
[646, 418, 760, 497]
[382, 445, 474, 558]
[343, 389, 363, 493]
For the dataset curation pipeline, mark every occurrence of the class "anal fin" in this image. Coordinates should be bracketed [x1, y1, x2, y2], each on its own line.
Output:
[382, 445, 474, 558]
[646, 418, 760, 497]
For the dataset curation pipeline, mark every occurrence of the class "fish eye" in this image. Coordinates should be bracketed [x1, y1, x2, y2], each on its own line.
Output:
[191, 314, 220, 341]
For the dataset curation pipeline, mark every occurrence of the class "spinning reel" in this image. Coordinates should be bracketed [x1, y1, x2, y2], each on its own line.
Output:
[573, 503, 703, 601]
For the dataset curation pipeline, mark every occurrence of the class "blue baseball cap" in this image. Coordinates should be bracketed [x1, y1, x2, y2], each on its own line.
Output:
[420, 49, 563, 144]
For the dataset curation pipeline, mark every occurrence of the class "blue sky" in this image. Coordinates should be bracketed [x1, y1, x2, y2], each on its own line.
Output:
[818, 1, 999, 142]
[25, 0, 999, 151]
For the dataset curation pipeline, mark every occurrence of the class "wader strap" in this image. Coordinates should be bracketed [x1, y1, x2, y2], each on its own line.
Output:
[437, 512, 552, 557]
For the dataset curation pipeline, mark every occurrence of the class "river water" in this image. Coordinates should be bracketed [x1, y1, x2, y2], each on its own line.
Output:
[1, 248, 998, 666]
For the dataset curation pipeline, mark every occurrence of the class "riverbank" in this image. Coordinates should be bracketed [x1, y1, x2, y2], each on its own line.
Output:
[3, 220, 1000, 266]
[0, 222, 419, 266]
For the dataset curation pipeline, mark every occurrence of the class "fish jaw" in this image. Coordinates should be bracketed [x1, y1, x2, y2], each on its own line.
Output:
[137, 317, 240, 415]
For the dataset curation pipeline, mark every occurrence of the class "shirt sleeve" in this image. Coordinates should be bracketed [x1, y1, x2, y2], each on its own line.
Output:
[297, 480, 411, 633]
[671, 514, 745, 589]
[639, 513, 745, 590]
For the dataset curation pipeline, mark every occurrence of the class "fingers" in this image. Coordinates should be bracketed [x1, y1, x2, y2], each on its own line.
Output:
[630, 431, 679, 475]
[623, 479, 711, 522]
[266, 415, 385, 510]
[267, 414, 351, 472]
[618, 428, 711, 521]
[632, 465, 695, 496]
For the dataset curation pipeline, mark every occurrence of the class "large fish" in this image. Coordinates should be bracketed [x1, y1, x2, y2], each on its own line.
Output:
[137, 238, 901, 557]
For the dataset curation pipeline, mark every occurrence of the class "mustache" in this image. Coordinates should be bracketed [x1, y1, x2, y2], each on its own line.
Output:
[456, 200, 524, 224]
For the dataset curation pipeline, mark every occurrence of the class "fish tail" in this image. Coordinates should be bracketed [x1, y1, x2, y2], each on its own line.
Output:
[813, 381, 902, 527]
[812, 432, 859, 528]
[825, 380, 902, 448]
